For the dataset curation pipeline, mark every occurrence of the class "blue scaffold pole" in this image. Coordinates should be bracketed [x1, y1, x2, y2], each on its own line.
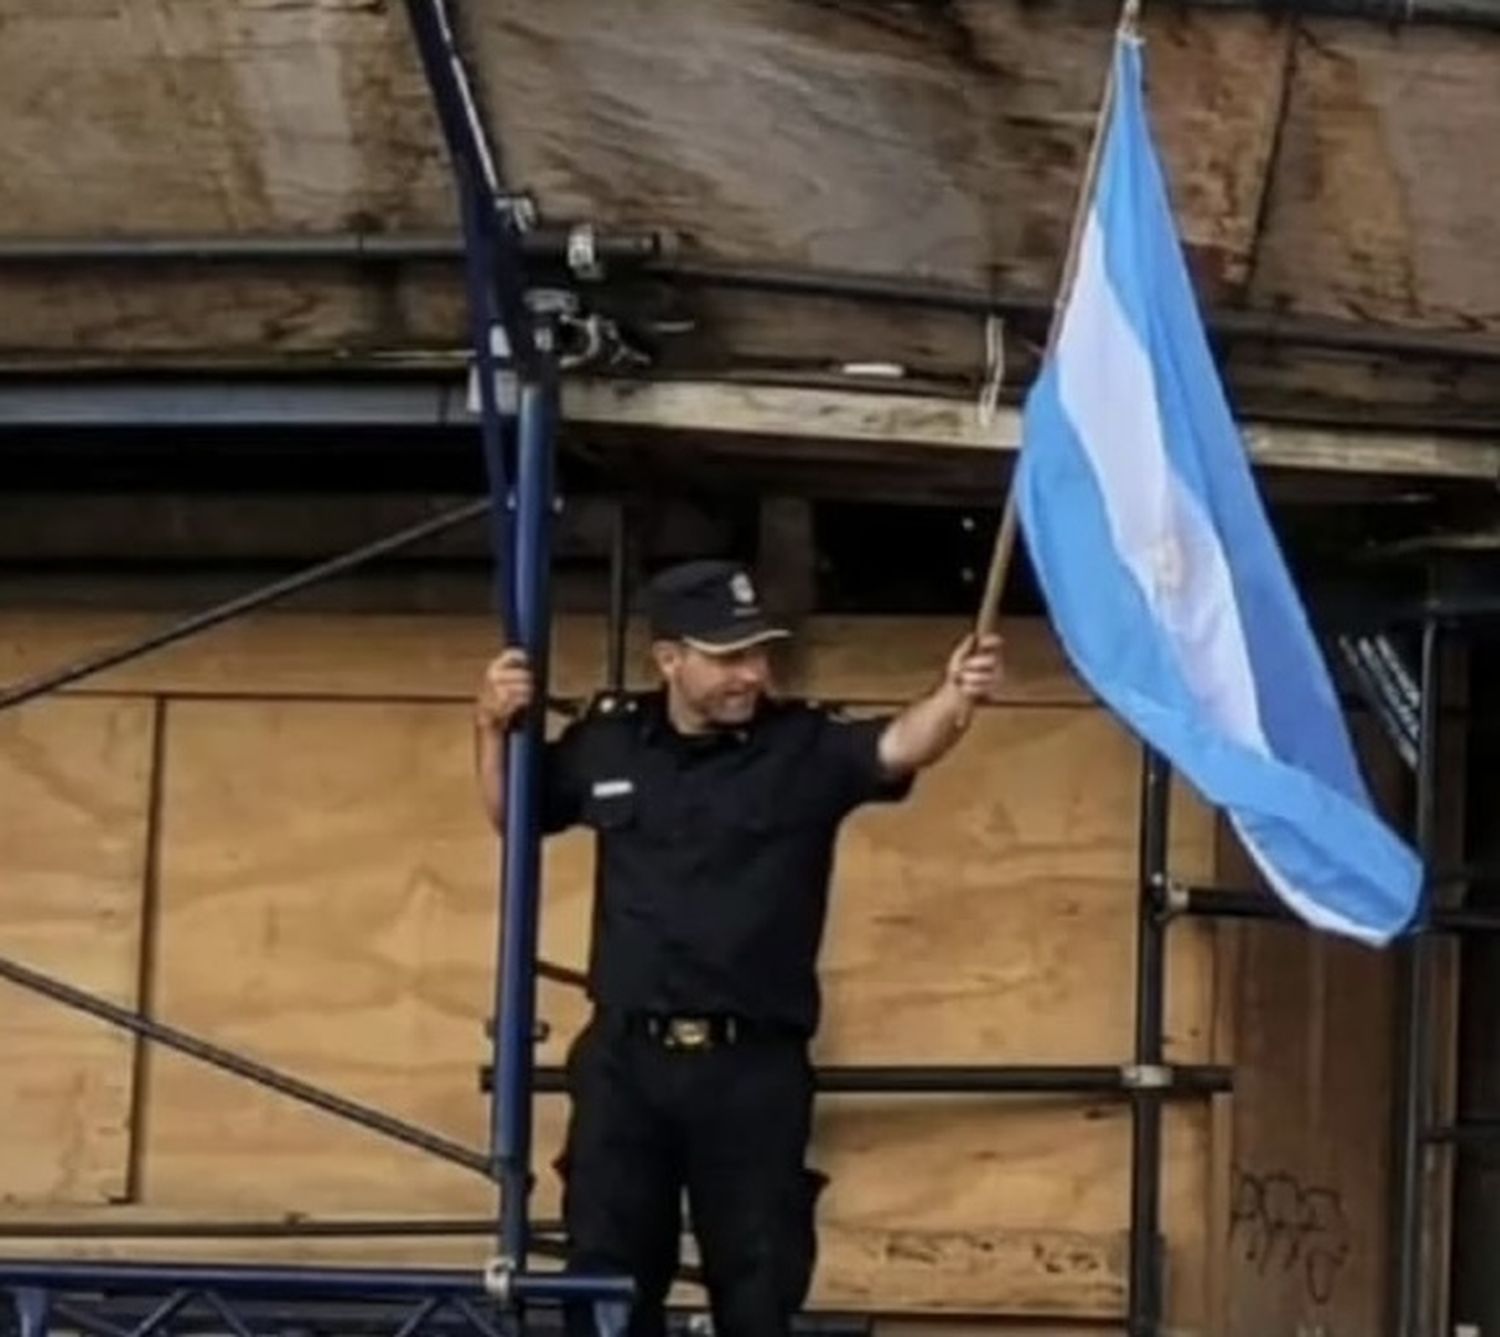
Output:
[492, 359, 559, 1265]
[399, 5, 631, 1327]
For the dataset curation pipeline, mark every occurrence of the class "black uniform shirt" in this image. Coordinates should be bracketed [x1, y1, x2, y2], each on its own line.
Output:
[540, 690, 912, 1033]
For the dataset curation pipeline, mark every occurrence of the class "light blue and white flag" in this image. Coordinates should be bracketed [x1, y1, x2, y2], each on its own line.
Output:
[1015, 33, 1422, 945]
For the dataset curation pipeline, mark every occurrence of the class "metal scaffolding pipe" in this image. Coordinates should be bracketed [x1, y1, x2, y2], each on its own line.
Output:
[1128, 750, 1171, 1337]
[0, 951, 491, 1177]
[0, 1261, 635, 1307]
[1174, 885, 1500, 933]
[523, 1062, 1232, 1097]
[0, 497, 491, 715]
[1391, 616, 1442, 1337]
[3, 236, 1499, 367]
[490, 368, 560, 1265]
[0, 229, 664, 267]
[0, 1218, 539, 1241]
[1188, 0, 1500, 23]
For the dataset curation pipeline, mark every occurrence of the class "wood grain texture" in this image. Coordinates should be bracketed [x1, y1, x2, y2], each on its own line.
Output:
[463, 1, 1283, 294]
[141, 698, 504, 1212]
[0, 1, 450, 234]
[1209, 715, 1418, 1337]
[0, 0, 1493, 447]
[563, 381, 1500, 480]
[0, 698, 154, 1205]
[0, 1207, 1129, 1321]
[0, 266, 465, 359]
[131, 692, 1214, 1315]
[820, 708, 1215, 1066]
[1247, 21, 1500, 328]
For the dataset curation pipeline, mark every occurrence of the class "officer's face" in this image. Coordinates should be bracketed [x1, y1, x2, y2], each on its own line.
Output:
[655, 641, 771, 729]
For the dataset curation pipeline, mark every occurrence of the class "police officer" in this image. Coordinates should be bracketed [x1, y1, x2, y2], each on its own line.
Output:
[474, 559, 1002, 1337]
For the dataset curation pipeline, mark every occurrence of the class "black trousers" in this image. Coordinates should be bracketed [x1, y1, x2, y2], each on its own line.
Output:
[557, 1014, 824, 1337]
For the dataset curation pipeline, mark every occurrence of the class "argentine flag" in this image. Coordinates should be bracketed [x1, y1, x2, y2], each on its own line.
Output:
[1015, 34, 1422, 946]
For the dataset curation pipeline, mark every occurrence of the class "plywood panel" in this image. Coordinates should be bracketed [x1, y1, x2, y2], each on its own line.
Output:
[1220, 919, 1394, 1337]
[143, 698, 513, 1211]
[1, 611, 1223, 1318]
[0, 697, 154, 1204]
[1214, 715, 1413, 1337]
[822, 708, 1215, 1065]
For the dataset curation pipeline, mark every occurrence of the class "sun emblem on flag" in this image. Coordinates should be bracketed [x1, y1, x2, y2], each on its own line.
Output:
[1153, 535, 1186, 595]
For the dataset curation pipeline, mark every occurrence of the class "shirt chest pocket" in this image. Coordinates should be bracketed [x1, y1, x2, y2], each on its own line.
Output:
[581, 779, 639, 832]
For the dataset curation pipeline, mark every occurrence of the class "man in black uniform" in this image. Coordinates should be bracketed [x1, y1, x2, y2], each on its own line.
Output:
[475, 560, 1001, 1337]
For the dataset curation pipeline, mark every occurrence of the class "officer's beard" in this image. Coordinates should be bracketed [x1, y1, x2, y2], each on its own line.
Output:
[668, 679, 764, 733]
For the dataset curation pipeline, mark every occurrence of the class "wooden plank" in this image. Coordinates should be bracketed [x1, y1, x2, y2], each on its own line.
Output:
[879, 1325, 1118, 1337]
[563, 380, 1500, 480]
[0, 1205, 1127, 1320]
[814, 1220, 1124, 1318]
[0, 611, 1088, 706]
[0, 697, 155, 1204]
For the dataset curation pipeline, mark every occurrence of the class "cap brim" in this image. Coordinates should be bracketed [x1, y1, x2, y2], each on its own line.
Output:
[682, 626, 791, 655]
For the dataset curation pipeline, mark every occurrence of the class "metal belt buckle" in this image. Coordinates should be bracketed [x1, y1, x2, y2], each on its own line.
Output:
[667, 1017, 711, 1050]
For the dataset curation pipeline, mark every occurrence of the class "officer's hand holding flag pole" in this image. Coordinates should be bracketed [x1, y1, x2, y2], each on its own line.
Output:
[968, 0, 1423, 945]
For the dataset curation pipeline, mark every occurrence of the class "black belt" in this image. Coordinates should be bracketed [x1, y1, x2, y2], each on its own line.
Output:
[613, 1010, 799, 1050]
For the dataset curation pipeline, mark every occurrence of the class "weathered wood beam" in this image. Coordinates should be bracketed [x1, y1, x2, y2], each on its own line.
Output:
[562, 378, 1500, 482]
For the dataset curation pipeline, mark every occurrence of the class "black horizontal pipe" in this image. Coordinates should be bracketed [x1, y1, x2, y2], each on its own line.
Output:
[0, 1218, 552, 1241]
[660, 259, 1500, 365]
[0, 952, 491, 1177]
[3, 234, 1500, 367]
[513, 1062, 1232, 1096]
[537, 959, 588, 990]
[1177, 886, 1500, 933]
[0, 1261, 634, 1306]
[0, 228, 664, 268]
[1426, 1120, 1500, 1145]
[1189, 0, 1500, 24]
[32, 1297, 860, 1337]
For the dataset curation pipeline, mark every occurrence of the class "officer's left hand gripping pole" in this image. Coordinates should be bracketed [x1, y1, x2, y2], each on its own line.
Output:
[400, 3, 631, 1331]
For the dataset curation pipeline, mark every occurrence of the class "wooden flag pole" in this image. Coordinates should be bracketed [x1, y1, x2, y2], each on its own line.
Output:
[968, 0, 1142, 648]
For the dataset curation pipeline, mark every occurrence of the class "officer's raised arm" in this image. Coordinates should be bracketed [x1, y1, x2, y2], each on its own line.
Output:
[875, 632, 1004, 778]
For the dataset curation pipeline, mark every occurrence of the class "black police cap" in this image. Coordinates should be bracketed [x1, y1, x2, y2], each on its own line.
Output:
[645, 560, 790, 653]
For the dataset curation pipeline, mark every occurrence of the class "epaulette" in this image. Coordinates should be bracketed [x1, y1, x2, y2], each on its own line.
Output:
[585, 689, 644, 720]
[806, 698, 855, 723]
